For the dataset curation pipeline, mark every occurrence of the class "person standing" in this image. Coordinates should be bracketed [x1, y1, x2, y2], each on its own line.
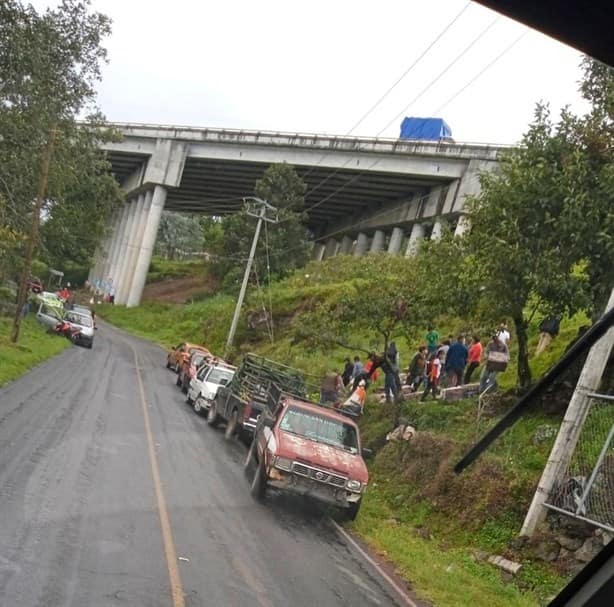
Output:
[425, 325, 440, 355]
[445, 335, 468, 387]
[320, 369, 343, 405]
[351, 355, 363, 381]
[384, 341, 401, 402]
[497, 322, 511, 347]
[341, 357, 355, 387]
[407, 346, 428, 391]
[535, 316, 560, 356]
[464, 335, 483, 383]
[479, 334, 509, 393]
[421, 351, 444, 402]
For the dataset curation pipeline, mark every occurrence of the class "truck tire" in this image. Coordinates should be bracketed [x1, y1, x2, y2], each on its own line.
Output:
[193, 396, 206, 415]
[207, 399, 220, 427]
[224, 409, 238, 441]
[346, 499, 362, 521]
[250, 461, 266, 501]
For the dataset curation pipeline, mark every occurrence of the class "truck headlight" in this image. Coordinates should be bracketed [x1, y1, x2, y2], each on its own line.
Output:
[274, 456, 293, 472]
[346, 479, 362, 492]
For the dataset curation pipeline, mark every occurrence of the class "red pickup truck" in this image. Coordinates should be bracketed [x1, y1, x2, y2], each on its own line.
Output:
[245, 393, 370, 520]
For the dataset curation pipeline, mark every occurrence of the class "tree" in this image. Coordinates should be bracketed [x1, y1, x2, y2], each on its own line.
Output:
[0, 0, 121, 341]
[462, 105, 592, 390]
[155, 211, 203, 260]
[206, 163, 310, 291]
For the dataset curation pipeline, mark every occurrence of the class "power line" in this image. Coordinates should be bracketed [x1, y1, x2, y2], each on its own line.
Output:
[432, 29, 528, 115]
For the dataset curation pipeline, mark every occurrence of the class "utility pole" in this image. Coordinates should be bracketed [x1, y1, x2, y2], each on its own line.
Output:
[224, 198, 278, 359]
[11, 129, 57, 343]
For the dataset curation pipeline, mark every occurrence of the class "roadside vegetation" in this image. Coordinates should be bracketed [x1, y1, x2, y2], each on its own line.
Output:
[0, 316, 70, 386]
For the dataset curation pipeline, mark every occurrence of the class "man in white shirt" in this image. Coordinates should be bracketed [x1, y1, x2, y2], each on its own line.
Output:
[497, 323, 511, 346]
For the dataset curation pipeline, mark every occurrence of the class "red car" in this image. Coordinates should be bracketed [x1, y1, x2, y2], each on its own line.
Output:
[245, 395, 370, 520]
[176, 349, 212, 393]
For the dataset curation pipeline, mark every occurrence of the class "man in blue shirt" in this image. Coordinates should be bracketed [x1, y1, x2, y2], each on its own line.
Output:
[445, 335, 469, 388]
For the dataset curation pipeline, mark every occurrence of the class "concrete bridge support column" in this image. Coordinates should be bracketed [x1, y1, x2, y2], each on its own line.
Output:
[323, 237, 339, 259]
[119, 193, 148, 304]
[405, 223, 425, 257]
[353, 233, 369, 256]
[431, 220, 443, 242]
[114, 199, 139, 304]
[105, 203, 131, 293]
[387, 227, 404, 255]
[370, 230, 385, 253]
[127, 186, 168, 308]
[99, 210, 121, 286]
[312, 242, 325, 261]
[338, 235, 354, 255]
[454, 214, 471, 237]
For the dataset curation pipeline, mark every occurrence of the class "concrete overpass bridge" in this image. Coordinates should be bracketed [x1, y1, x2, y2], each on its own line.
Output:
[90, 122, 506, 306]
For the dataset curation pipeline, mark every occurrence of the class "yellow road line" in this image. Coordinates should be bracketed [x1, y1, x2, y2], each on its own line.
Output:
[133, 348, 185, 607]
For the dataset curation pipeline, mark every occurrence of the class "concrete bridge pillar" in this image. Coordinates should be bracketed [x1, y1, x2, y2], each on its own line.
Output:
[405, 223, 425, 257]
[114, 198, 139, 304]
[354, 233, 369, 257]
[387, 227, 404, 255]
[323, 237, 339, 259]
[106, 203, 131, 291]
[370, 230, 385, 253]
[126, 186, 168, 307]
[454, 214, 471, 237]
[431, 219, 443, 242]
[312, 242, 325, 261]
[339, 235, 354, 255]
[122, 192, 150, 304]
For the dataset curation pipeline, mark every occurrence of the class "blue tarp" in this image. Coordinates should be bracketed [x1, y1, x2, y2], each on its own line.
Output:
[399, 117, 452, 141]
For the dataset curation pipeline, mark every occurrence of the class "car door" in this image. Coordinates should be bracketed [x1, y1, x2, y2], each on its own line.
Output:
[189, 363, 209, 401]
[36, 303, 61, 331]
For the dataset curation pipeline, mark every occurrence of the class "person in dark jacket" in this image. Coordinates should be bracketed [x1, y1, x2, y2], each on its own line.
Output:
[341, 358, 355, 387]
[445, 335, 469, 387]
[535, 316, 560, 356]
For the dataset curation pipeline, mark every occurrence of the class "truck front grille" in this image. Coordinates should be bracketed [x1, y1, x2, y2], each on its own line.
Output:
[292, 462, 347, 488]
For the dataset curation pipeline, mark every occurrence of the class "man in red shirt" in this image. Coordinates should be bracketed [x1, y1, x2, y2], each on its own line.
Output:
[421, 350, 444, 401]
[464, 335, 483, 383]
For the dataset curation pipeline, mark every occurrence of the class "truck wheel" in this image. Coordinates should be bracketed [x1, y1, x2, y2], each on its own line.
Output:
[224, 409, 238, 441]
[346, 499, 362, 521]
[207, 400, 220, 427]
[193, 396, 205, 415]
[250, 461, 266, 501]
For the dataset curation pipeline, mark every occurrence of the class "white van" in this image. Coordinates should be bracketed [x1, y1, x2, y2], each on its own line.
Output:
[187, 363, 236, 415]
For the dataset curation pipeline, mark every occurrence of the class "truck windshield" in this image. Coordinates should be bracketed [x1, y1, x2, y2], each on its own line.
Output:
[208, 368, 234, 385]
[280, 406, 359, 453]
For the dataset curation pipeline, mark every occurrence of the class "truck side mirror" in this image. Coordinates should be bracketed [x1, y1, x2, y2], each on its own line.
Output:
[362, 448, 373, 459]
[262, 416, 275, 429]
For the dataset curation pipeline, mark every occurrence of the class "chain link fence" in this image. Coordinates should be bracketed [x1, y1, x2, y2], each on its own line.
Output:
[546, 392, 614, 532]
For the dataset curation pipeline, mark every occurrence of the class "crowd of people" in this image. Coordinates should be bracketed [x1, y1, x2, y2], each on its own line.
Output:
[322, 322, 517, 411]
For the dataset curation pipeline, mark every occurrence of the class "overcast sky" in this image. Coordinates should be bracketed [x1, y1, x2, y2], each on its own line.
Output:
[34, 0, 590, 144]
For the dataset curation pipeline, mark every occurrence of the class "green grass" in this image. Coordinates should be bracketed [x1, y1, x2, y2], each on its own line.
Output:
[353, 487, 563, 607]
[146, 256, 207, 283]
[0, 316, 70, 386]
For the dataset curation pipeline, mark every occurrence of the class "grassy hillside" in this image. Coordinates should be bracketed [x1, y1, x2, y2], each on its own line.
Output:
[99, 256, 592, 607]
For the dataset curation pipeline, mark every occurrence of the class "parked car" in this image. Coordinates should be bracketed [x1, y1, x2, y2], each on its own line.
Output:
[246, 393, 370, 520]
[187, 362, 236, 416]
[177, 349, 212, 393]
[166, 342, 208, 373]
[35, 301, 64, 332]
[63, 310, 95, 348]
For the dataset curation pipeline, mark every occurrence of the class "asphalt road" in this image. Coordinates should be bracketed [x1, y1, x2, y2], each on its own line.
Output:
[0, 321, 420, 607]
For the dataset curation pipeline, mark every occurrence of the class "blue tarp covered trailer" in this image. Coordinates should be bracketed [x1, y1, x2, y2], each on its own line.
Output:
[399, 117, 452, 141]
